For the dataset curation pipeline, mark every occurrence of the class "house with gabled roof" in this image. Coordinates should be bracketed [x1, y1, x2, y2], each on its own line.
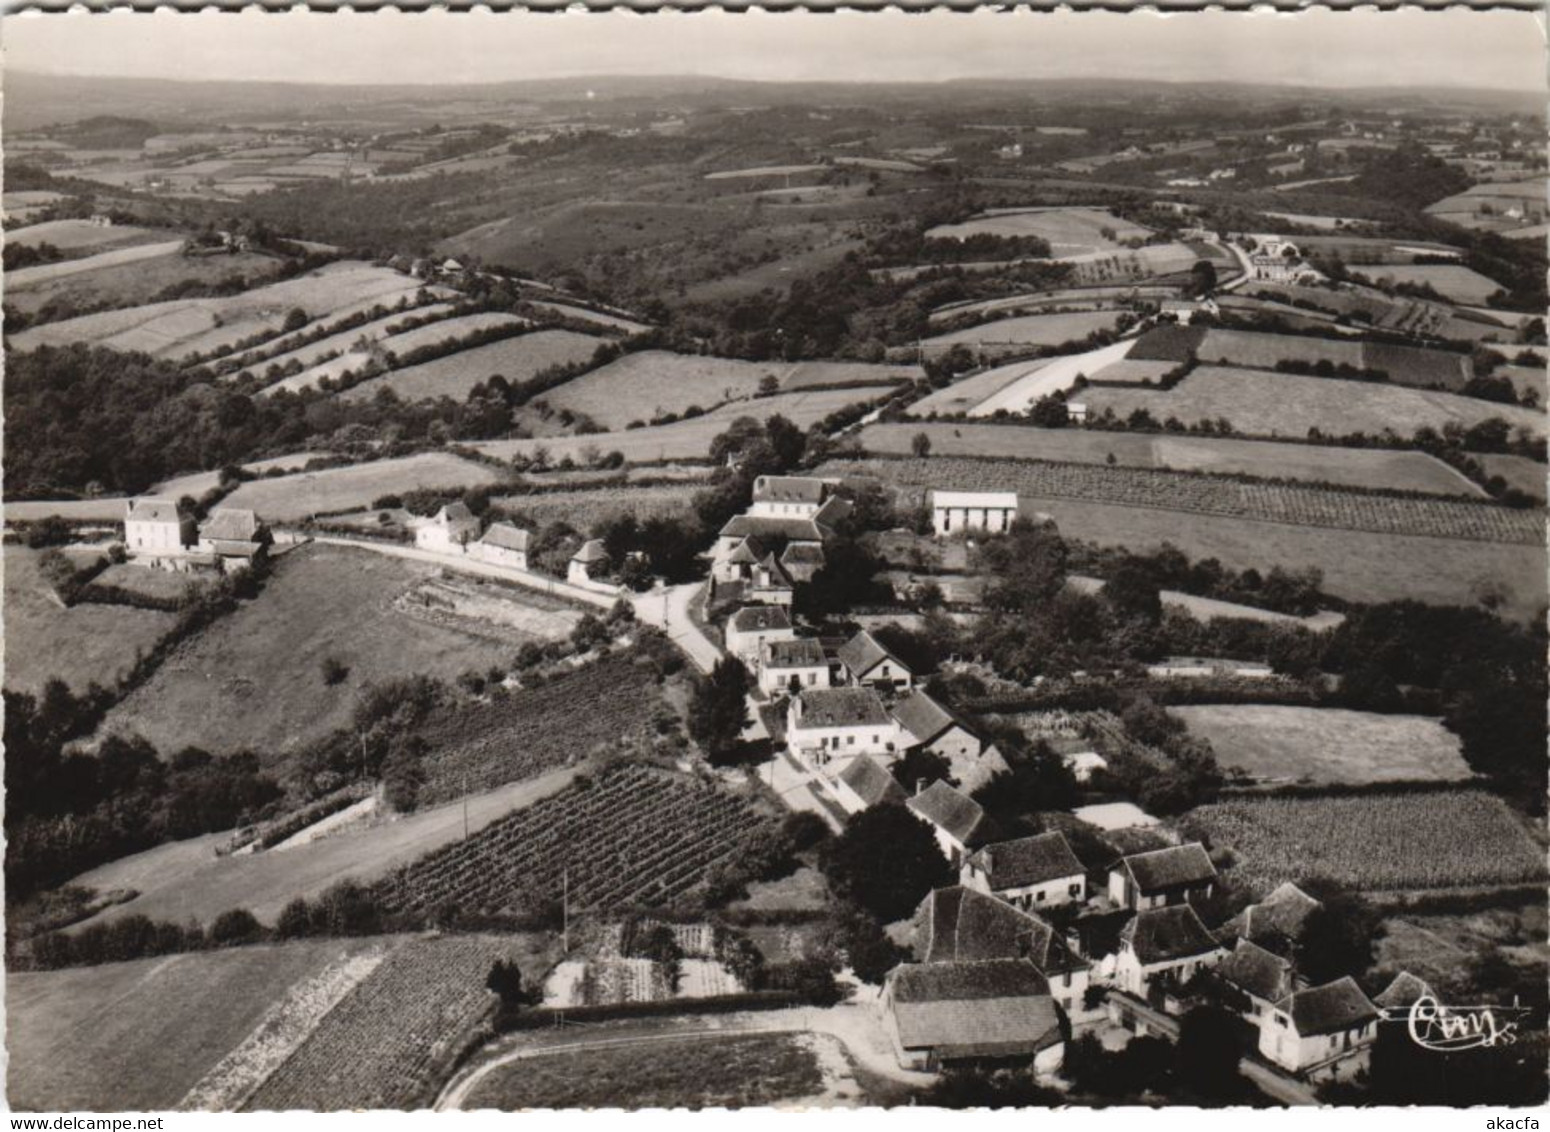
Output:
[931, 490, 1019, 538]
[759, 637, 830, 696]
[837, 629, 912, 693]
[786, 687, 901, 775]
[779, 540, 826, 583]
[749, 474, 829, 518]
[834, 754, 907, 814]
[880, 959, 1064, 1074]
[891, 689, 983, 764]
[567, 538, 610, 585]
[1259, 976, 1379, 1077]
[196, 507, 270, 570]
[1373, 970, 1435, 1016]
[912, 885, 1095, 1021]
[1222, 881, 1321, 952]
[908, 780, 995, 866]
[414, 501, 480, 554]
[1112, 903, 1228, 999]
[1216, 938, 1299, 1023]
[125, 497, 197, 567]
[725, 605, 795, 667]
[1108, 842, 1217, 910]
[749, 552, 794, 606]
[470, 521, 530, 570]
[962, 831, 1087, 911]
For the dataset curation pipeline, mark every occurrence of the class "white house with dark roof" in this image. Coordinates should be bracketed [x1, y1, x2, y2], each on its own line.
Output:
[759, 637, 831, 696]
[930, 490, 1019, 538]
[908, 780, 995, 866]
[834, 754, 908, 814]
[725, 605, 795, 667]
[1223, 882, 1321, 951]
[836, 630, 912, 693]
[1259, 976, 1379, 1076]
[1216, 938, 1299, 1024]
[891, 689, 981, 763]
[748, 552, 795, 606]
[1108, 843, 1217, 910]
[567, 539, 610, 585]
[125, 497, 197, 559]
[881, 959, 1064, 1074]
[749, 474, 829, 518]
[1112, 904, 1228, 998]
[961, 831, 1087, 910]
[414, 502, 480, 554]
[470, 521, 530, 570]
[197, 507, 270, 571]
[786, 686, 901, 774]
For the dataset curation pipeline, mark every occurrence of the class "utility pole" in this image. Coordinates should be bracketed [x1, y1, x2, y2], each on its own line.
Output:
[562, 867, 570, 954]
[462, 772, 469, 841]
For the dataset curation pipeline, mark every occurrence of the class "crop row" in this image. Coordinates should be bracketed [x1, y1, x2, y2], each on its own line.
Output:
[244, 937, 511, 1111]
[821, 456, 1542, 544]
[376, 765, 771, 915]
[1185, 789, 1547, 894]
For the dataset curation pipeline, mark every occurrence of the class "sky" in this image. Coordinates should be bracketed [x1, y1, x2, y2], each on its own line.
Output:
[5, 8, 1546, 92]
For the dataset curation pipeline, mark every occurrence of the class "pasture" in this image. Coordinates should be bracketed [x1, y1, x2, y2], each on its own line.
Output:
[1170, 705, 1471, 785]
[152, 451, 336, 500]
[969, 340, 1136, 416]
[6, 218, 164, 252]
[1186, 790, 1545, 894]
[6, 938, 397, 1112]
[338, 329, 602, 404]
[3, 546, 181, 697]
[97, 544, 518, 761]
[924, 310, 1123, 349]
[905, 358, 1055, 417]
[2, 248, 284, 319]
[9, 261, 426, 362]
[525, 299, 652, 334]
[6, 241, 189, 290]
[535, 350, 916, 431]
[460, 1033, 840, 1110]
[240, 303, 458, 382]
[926, 206, 1152, 255]
[858, 423, 1484, 496]
[1190, 329, 1474, 392]
[1346, 264, 1504, 306]
[267, 312, 530, 394]
[494, 483, 701, 530]
[1478, 453, 1546, 501]
[218, 452, 501, 521]
[1079, 366, 1547, 440]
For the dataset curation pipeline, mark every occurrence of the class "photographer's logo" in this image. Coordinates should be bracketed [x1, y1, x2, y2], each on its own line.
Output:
[1389, 993, 1531, 1052]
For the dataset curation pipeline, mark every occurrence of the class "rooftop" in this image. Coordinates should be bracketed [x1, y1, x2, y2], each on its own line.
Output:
[1074, 802, 1159, 832]
[930, 490, 1020, 510]
[572, 538, 608, 564]
[1121, 842, 1217, 894]
[1123, 904, 1222, 965]
[1279, 977, 1379, 1037]
[967, 832, 1085, 890]
[480, 521, 530, 551]
[752, 475, 828, 504]
[1218, 939, 1296, 1003]
[437, 501, 477, 524]
[126, 497, 188, 524]
[792, 687, 892, 730]
[888, 960, 1060, 1061]
[913, 886, 1085, 977]
[1374, 971, 1436, 1012]
[719, 515, 829, 543]
[890, 689, 965, 747]
[764, 637, 827, 669]
[198, 507, 261, 542]
[838, 755, 907, 808]
[728, 605, 792, 634]
[837, 629, 907, 678]
[908, 780, 993, 847]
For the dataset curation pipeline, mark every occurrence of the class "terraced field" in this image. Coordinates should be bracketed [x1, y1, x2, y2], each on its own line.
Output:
[822, 455, 1538, 543]
[218, 452, 501, 521]
[338, 328, 603, 403]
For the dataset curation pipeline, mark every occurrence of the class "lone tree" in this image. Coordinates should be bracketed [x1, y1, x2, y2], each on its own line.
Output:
[1189, 259, 1218, 298]
[686, 657, 751, 763]
[820, 803, 953, 922]
[486, 959, 536, 1010]
[911, 431, 933, 458]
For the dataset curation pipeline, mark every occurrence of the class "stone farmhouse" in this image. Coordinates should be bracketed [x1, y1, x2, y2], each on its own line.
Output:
[892, 689, 987, 765]
[908, 780, 995, 866]
[197, 507, 271, 571]
[836, 630, 913, 693]
[124, 497, 198, 568]
[1258, 976, 1380, 1077]
[471, 521, 529, 570]
[725, 605, 795, 667]
[1216, 938, 1299, 1024]
[785, 686, 903, 774]
[881, 960, 1065, 1075]
[567, 539, 610, 586]
[961, 831, 1088, 911]
[930, 490, 1019, 538]
[833, 755, 908, 814]
[1111, 903, 1227, 998]
[1107, 843, 1218, 910]
[710, 473, 850, 586]
[413, 502, 480, 554]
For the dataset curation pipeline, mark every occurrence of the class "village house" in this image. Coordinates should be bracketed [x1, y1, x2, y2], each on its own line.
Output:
[930, 490, 1019, 538]
[1215, 938, 1299, 1024]
[748, 474, 830, 518]
[470, 521, 529, 570]
[834, 754, 907, 814]
[414, 502, 480, 554]
[1111, 904, 1228, 999]
[1222, 882, 1321, 953]
[1160, 297, 1219, 325]
[908, 780, 995, 866]
[725, 605, 795, 667]
[758, 637, 831, 696]
[1108, 843, 1218, 910]
[1373, 971, 1435, 1017]
[124, 497, 198, 568]
[748, 552, 795, 606]
[710, 517, 828, 583]
[836, 630, 913, 693]
[911, 885, 1095, 1021]
[779, 541, 826, 584]
[567, 539, 610, 585]
[785, 686, 901, 774]
[1259, 976, 1380, 1077]
[890, 689, 983, 764]
[961, 831, 1087, 911]
[196, 507, 270, 571]
[881, 960, 1065, 1075]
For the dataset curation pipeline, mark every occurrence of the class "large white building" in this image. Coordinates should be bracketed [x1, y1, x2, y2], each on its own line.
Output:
[1258, 977, 1380, 1077]
[470, 522, 530, 571]
[414, 502, 481, 554]
[786, 686, 901, 774]
[930, 491, 1019, 538]
[124, 497, 197, 568]
[748, 475, 830, 518]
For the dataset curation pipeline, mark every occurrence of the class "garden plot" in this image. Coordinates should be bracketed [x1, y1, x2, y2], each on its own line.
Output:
[395, 574, 583, 642]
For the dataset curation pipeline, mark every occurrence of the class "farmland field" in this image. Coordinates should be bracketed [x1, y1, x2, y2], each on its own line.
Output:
[414, 653, 672, 806]
[1186, 790, 1545, 893]
[906, 357, 1055, 417]
[819, 456, 1539, 544]
[6, 218, 165, 253]
[152, 451, 337, 500]
[272, 312, 531, 392]
[472, 386, 898, 466]
[6, 240, 189, 290]
[1478, 453, 1547, 501]
[9, 261, 425, 361]
[1346, 264, 1504, 305]
[535, 350, 916, 430]
[2, 249, 285, 318]
[1080, 366, 1547, 439]
[926, 206, 1152, 254]
[857, 423, 1484, 496]
[6, 938, 396, 1112]
[218, 452, 502, 521]
[69, 768, 581, 929]
[97, 544, 518, 761]
[1170, 705, 1471, 785]
[1192, 328, 1473, 391]
[3, 546, 181, 697]
[338, 329, 603, 404]
[820, 465, 1546, 617]
[245, 935, 548, 1111]
[493, 483, 701, 530]
[923, 310, 1122, 349]
[461, 1033, 835, 1110]
[238, 302, 458, 382]
[376, 764, 774, 918]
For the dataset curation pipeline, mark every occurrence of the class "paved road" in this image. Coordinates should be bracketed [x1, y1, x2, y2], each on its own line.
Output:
[300, 533, 620, 609]
[632, 581, 722, 673]
[1217, 238, 1257, 292]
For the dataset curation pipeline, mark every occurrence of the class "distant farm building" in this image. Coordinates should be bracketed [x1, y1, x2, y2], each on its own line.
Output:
[196, 507, 271, 570]
[1108, 843, 1218, 910]
[471, 521, 530, 571]
[413, 502, 480, 554]
[961, 832, 1087, 911]
[567, 539, 610, 585]
[124, 497, 198, 570]
[930, 490, 1019, 538]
